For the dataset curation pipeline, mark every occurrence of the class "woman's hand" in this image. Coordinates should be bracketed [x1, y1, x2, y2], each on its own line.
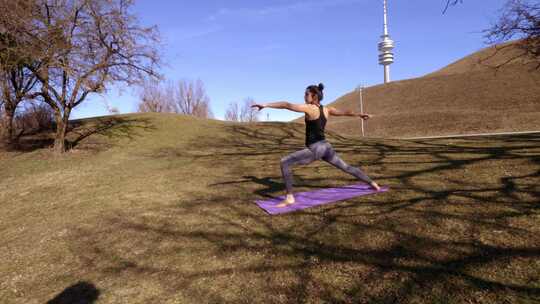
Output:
[357, 113, 372, 120]
[251, 103, 266, 111]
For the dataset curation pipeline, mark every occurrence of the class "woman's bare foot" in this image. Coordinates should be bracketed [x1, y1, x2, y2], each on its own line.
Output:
[276, 194, 295, 207]
[369, 181, 381, 191]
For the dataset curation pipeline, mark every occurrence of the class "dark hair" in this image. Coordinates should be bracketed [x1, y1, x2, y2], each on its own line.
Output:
[306, 83, 324, 102]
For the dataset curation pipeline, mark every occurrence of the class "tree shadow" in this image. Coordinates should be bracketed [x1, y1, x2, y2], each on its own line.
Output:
[208, 174, 341, 201]
[62, 127, 540, 303]
[47, 281, 99, 304]
[2, 116, 156, 153]
[68, 191, 540, 303]
[67, 116, 156, 151]
[5, 136, 55, 152]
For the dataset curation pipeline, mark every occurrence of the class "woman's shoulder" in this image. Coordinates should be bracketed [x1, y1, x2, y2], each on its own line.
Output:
[304, 104, 320, 120]
[323, 106, 330, 117]
[307, 104, 320, 112]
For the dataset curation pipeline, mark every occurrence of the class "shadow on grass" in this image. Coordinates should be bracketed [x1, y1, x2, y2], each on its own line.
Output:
[3, 116, 156, 153]
[47, 281, 99, 304]
[67, 127, 540, 303]
[202, 125, 539, 207]
[67, 116, 156, 151]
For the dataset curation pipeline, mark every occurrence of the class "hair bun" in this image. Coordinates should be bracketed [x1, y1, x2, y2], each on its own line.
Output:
[318, 83, 325, 91]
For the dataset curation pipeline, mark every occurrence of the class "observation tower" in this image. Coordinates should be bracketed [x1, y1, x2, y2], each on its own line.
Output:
[378, 0, 395, 83]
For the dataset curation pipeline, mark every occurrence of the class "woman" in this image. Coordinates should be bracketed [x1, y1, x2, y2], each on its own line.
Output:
[252, 83, 381, 208]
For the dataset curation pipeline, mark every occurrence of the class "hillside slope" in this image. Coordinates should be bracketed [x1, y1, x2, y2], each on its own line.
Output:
[294, 40, 540, 138]
[425, 40, 536, 77]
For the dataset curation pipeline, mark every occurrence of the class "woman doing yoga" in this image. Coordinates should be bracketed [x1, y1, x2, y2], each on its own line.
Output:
[252, 83, 381, 208]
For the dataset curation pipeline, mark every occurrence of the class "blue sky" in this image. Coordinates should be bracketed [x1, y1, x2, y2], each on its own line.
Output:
[73, 0, 507, 122]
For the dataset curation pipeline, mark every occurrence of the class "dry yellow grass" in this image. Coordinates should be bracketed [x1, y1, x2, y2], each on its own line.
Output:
[1, 113, 539, 303]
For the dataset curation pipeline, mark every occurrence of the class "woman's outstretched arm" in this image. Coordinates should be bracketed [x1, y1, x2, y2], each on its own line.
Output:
[252, 102, 311, 113]
[328, 106, 373, 120]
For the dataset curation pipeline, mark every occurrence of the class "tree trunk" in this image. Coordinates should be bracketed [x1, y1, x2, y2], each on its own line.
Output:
[2, 106, 15, 144]
[53, 109, 70, 154]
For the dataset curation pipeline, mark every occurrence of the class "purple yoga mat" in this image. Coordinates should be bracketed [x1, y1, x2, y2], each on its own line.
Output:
[255, 183, 389, 215]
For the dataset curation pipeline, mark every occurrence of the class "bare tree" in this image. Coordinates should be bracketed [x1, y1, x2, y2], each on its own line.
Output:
[239, 97, 259, 122]
[483, 0, 540, 69]
[101, 97, 119, 115]
[0, 32, 39, 144]
[136, 78, 214, 118]
[224, 101, 239, 121]
[15, 100, 55, 135]
[171, 79, 213, 118]
[0, 71, 38, 144]
[443, 0, 539, 68]
[136, 77, 173, 113]
[225, 98, 259, 122]
[0, 0, 161, 153]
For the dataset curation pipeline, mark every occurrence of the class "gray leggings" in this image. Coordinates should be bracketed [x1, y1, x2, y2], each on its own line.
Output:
[280, 140, 373, 194]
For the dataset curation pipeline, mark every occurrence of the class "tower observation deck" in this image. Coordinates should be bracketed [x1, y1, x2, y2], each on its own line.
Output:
[378, 0, 395, 83]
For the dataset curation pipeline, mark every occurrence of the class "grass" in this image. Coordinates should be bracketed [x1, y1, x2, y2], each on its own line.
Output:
[1, 113, 539, 303]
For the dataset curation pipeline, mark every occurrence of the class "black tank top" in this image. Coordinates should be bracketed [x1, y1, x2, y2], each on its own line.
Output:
[305, 105, 327, 146]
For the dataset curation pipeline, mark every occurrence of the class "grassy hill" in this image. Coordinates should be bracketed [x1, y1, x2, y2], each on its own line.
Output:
[294, 40, 540, 138]
[1, 113, 539, 303]
[425, 40, 536, 77]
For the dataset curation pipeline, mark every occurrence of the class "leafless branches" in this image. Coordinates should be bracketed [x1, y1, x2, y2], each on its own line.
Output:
[136, 78, 173, 113]
[0, 30, 39, 144]
[443, 0, 463, 14]
[172, 79, 213, 119]
[136, 78, 214, 118]
[0, 0, 162, 153]
[224, 102, 239, 121]
[102, 99, 120, 115]
[15, 101, 55, 135]
[225, 97, 259, 122]
[483, 0, 540, 69]
[443, 0, 539, 69]
[240, 97, 259, 122]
